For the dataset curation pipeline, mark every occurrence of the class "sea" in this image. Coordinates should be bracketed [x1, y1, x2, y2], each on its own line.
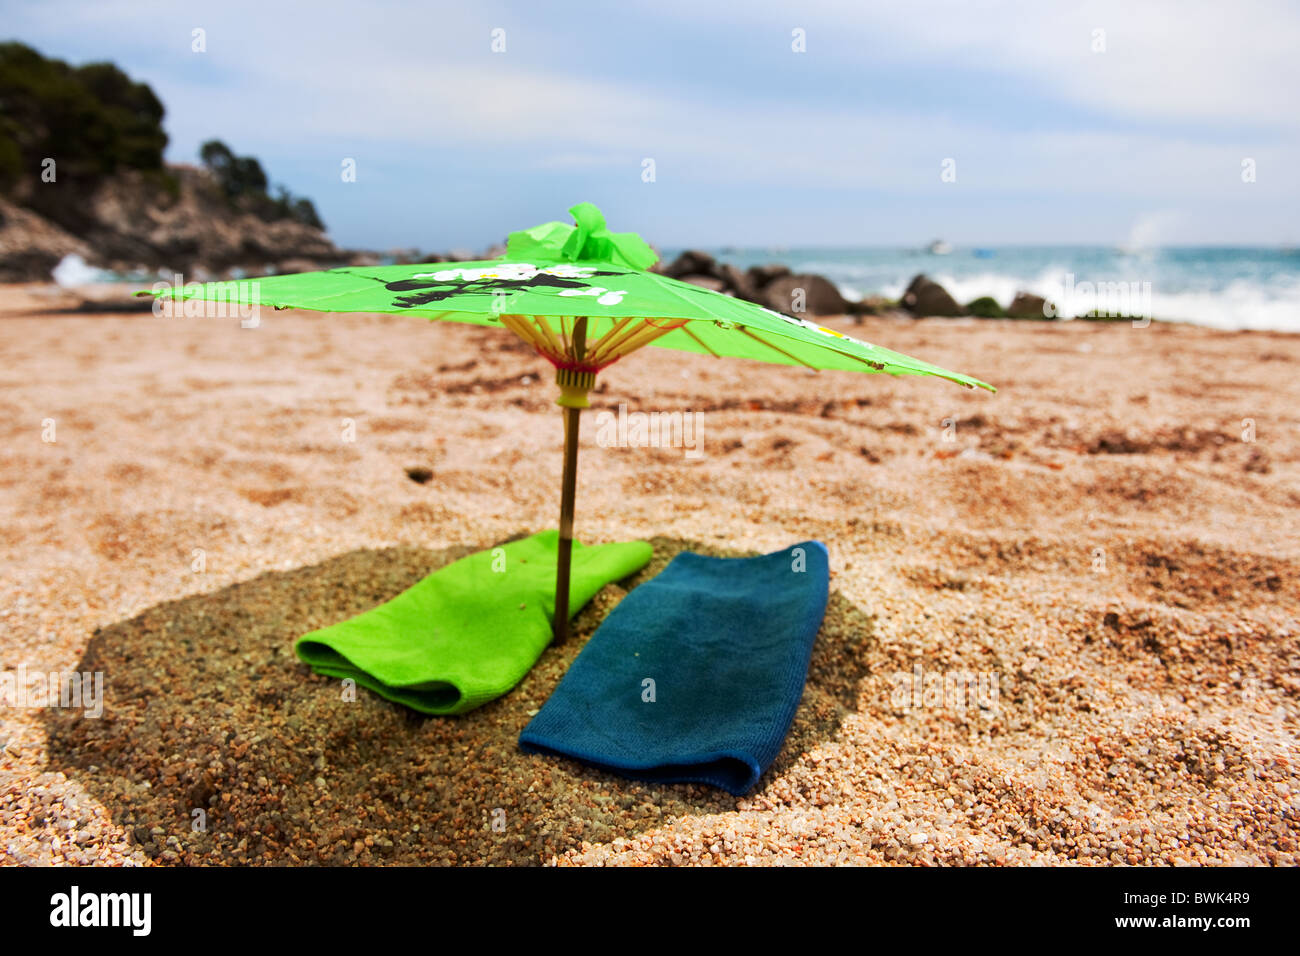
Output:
[666, 245, 1300, 332]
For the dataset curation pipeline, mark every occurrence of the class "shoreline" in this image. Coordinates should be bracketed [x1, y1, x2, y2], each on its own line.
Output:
[10, 276, 1299, 338]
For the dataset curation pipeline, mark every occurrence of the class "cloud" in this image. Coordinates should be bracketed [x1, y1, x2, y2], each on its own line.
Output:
[6, 0, 1296, 244]
[634, 0, 1300, 130]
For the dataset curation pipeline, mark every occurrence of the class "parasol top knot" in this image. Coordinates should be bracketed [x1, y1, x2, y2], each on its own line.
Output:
[506, 202, 659, 271]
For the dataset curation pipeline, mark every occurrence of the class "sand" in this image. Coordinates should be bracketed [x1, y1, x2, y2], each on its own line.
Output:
[1, 283, 1297, 865]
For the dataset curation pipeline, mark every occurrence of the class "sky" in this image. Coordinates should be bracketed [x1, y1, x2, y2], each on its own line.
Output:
[5, 0, 1299, 250]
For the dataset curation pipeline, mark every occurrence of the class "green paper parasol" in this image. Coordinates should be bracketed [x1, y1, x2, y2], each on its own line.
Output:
[147, 202, 994, 642]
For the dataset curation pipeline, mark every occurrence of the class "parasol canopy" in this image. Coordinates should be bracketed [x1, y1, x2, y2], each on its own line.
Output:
[147, 202, 994, 642]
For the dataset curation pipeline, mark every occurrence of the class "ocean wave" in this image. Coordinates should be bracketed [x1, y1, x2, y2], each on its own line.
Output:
[870, 269, 1300, 330]
[700, 246, 1300, 332]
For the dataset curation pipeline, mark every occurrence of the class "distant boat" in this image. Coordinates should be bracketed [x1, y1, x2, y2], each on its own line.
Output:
[926, 239, 952, 255]
[973, 248, 995, 259]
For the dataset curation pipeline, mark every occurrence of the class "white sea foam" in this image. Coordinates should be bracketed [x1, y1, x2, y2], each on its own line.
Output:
[51, 253, 114, 287]
[703, 246, 1300, 332]
[874, 269, 1300, 330]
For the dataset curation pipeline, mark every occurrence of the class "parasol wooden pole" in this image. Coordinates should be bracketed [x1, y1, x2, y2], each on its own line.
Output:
[553, 403, 581, 642]
[552, 316, 590, 644]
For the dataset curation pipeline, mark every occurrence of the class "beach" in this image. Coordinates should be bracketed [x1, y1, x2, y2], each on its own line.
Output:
[1, 283, 1297, 865]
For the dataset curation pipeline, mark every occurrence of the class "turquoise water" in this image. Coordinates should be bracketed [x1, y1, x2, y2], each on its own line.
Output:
[668, 246, 1300, 331]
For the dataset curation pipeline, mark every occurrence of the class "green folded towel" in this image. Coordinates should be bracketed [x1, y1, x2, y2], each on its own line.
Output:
[295, 530, 652, 715]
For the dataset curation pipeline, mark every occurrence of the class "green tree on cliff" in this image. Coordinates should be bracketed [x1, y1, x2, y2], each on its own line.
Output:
[199, 139, 324, 230]
[0, 41, 167, 192]
[0, 43, 325, 233]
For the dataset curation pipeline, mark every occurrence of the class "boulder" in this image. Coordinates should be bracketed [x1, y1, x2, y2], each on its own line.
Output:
[344, 250, 383, 267]
[901, 274, 964, 317]
[1006, 291, 1054, 319]
[746, 263, 791, 289]
[761, 274, 848, 316]
[965, 295, 1005, 318]
[663, 249, 717, 280]
[717, 262, 759, 303]
[275, 258, 323, 275]
[679, 274, 728, 293]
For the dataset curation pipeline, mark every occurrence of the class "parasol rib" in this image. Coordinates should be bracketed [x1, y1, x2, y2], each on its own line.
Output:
[584, 317, 651, 365]
[599, 318, 689, 361]
[679, 322, 721, 358]
[588, 315, 636, 358]
[500, 313, 550, 353]
[532, 315, 565, 357]
[735, 325, 819, 369]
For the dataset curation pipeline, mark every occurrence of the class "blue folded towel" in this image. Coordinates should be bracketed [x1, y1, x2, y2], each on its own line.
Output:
[519, 541, 830, 795]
